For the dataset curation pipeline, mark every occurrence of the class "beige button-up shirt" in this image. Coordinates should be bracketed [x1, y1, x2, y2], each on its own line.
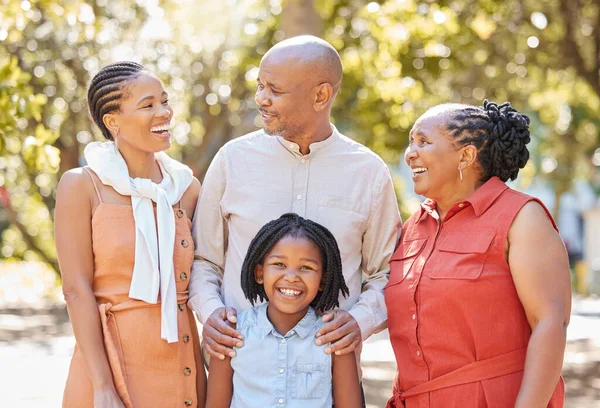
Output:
[188, 126, 401, 341]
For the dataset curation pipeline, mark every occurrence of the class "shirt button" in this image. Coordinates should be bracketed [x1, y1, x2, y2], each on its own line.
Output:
[178, 304, 185, 311]
[279, 368, 285, 373]
[300, 158, 306, 164]
[184, 398, 193, 406]
[181, 239, 189, 248]
[177, 209, 184, 218]
[416, 350, 421, 357]
[458, 203, 464, 208]
[278, 398, 284, 404]
[296, 195, 302, 200]
[180, 272, 188, 280]
[183, 367, 192, 376]
[281, 338, 286, 343]
[412, 314, 416, 320]
[183, 335, 190, 343]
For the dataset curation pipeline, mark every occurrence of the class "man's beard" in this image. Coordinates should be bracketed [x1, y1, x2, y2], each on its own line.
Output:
[264, 121, 302, 140]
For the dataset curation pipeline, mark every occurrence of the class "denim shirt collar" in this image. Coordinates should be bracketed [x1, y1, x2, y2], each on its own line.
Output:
[255, 303, 320, 340]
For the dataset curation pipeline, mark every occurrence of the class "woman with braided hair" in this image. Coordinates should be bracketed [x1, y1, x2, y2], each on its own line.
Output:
[385, 100, 570, 408]
[56, 62, 206, 407]
[206, 213, 362, 408]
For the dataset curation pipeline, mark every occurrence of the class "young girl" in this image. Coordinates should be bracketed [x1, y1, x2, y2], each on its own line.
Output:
[206, 213, 362, 407]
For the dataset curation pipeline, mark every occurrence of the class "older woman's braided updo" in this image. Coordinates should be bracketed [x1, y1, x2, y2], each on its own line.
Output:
[87, 61, 149, 140]
[444, 100, 531, 182]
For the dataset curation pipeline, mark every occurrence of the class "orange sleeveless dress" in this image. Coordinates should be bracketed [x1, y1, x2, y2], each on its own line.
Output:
[62, 168, 204, 408]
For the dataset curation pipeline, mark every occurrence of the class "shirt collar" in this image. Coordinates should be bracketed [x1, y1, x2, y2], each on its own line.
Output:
[416, 176, 508, 222]
[255, 303, 320, 340]
[466, 176, 508, 216]
[275, 124, 340, 157]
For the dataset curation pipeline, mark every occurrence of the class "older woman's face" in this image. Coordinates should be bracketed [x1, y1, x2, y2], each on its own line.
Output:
[405, 112, 462, 199]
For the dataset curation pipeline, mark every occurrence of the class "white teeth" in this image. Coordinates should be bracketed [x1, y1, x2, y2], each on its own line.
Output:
[279, 288, 301, 296]
[412, 167, 428, 175]
[150, 124, 170, 132]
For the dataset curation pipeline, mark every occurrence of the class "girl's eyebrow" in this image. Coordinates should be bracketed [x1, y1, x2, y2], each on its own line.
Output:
[267, 254, 287, 260]
[299, 258, 319, 265]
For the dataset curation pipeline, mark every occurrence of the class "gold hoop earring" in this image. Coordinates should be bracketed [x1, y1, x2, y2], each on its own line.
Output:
[459, 166, 463, 182]
[113, 128, 120, 154]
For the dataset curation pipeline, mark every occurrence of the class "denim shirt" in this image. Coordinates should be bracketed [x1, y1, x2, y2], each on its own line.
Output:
[230, 304, 332, 408]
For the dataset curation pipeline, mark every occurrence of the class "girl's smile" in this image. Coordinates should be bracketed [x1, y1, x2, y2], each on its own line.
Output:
[254, 235, 324, 335]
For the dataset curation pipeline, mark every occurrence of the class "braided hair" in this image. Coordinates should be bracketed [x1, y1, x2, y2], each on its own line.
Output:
[87, 61, 149, 140]
[442, 100, 531, 182]
[241, 213, 349, 313]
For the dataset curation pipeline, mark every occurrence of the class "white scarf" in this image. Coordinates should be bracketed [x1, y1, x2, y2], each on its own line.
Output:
[84, 141, 193, 343]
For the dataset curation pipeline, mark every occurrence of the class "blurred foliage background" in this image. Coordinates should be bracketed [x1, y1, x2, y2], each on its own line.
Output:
[1, 0, 599, 279]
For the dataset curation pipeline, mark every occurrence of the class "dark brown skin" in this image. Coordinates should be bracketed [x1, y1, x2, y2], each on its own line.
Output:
[405, 106, 571, 407]
[202, 37, 362, 371]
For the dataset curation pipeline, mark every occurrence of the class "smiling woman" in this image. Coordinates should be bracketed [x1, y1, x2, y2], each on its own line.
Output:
[55, 62, 205, 408]
[386, 101, 570, 408]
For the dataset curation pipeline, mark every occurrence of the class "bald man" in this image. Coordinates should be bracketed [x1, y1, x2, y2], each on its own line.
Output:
[188, 35, 401, 400]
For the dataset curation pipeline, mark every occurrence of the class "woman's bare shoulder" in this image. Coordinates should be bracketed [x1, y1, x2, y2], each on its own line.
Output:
[181, 176, 201, 217]
[57, 167, 95, 202]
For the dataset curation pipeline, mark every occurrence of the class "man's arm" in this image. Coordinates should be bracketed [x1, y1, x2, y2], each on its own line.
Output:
[349, 164, 401, 340]
[187, 147, 243, 360]
[188, 147, 228, 322]
[317, 165, 401, 353]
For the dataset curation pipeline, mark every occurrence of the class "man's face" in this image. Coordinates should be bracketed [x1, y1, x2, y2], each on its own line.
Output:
[255, 53, 316, 139]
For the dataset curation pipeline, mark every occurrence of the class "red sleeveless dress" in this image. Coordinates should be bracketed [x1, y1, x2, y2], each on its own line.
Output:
[384, 177, 565, 408]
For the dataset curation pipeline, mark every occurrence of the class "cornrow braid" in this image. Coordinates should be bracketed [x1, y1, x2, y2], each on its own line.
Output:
[87, 61, 148, 140]
[443, 100, 531, 182]
[241, 213, 349, 313]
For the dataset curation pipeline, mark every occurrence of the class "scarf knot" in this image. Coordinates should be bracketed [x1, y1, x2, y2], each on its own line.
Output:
[84, 141, 193, 343]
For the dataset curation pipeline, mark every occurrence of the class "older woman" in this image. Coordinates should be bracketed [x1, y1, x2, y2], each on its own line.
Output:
[56, 62, 206, 408]
[385, 101, 570, 408]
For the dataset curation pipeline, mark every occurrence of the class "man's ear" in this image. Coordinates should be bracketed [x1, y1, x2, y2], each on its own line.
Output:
[313, 83, 333, 112]
[254, 265, 264, 284]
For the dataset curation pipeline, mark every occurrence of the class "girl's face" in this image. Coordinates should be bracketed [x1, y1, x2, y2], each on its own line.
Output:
[255, 235, 324, 321]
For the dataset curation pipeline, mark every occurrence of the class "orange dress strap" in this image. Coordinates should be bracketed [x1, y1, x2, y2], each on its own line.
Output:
[82, 167, 103, 203]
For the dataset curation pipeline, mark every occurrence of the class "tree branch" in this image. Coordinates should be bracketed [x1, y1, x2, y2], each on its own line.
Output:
[3, 203, 61, 278]
[559, 0, 600, 96]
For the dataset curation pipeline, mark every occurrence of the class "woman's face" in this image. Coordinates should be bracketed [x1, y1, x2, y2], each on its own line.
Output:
[109, 73, 173, 153]
[404, 112, 463, 200]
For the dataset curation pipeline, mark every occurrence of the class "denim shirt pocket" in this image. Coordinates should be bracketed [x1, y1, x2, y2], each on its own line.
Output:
[291, 363, 327, 399]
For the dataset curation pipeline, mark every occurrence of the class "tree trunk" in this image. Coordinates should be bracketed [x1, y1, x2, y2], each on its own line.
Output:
[281, 0, 322, 39]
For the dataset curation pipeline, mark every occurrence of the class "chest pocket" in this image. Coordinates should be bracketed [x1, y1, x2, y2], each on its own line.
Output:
[292, 363, 326, 399]
[385, 238, 428, 289]
[429, 230, 495, 280]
